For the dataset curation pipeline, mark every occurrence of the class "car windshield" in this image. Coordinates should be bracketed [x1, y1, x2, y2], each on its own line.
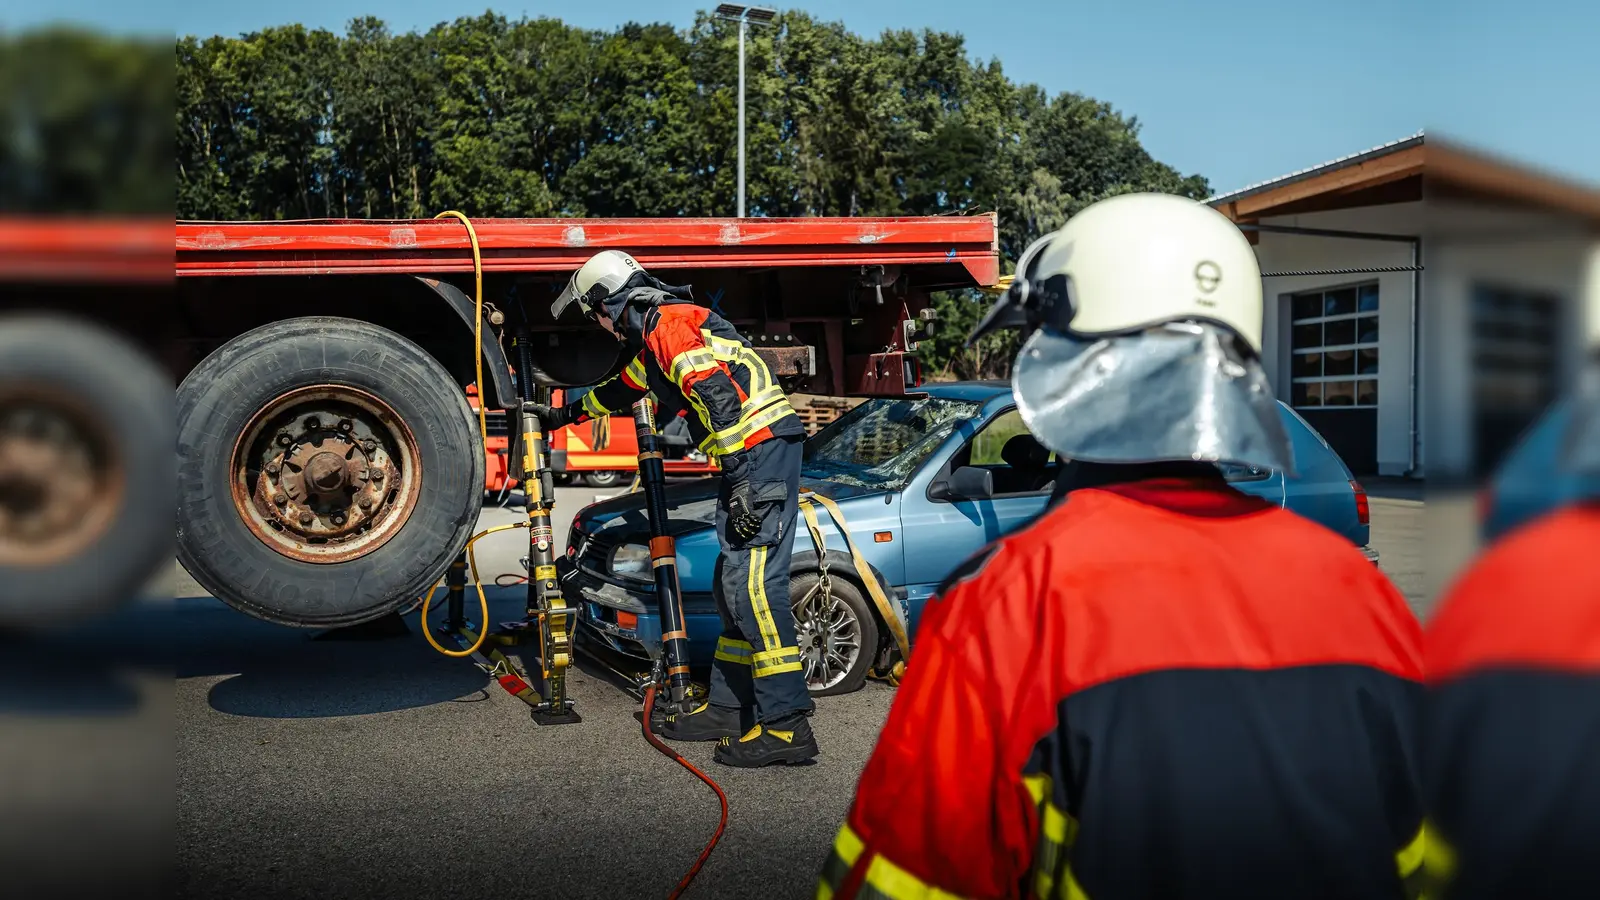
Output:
[803, 396, 982, 491]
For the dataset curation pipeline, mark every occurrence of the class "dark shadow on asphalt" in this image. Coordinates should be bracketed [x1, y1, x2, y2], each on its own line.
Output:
[0, 596, 172, 715]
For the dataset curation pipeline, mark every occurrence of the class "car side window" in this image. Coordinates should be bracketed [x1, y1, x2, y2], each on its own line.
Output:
[957, 410, 1059, 497]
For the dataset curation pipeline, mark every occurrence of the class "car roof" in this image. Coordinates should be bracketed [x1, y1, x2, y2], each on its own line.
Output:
[915, 381, 1013, 403]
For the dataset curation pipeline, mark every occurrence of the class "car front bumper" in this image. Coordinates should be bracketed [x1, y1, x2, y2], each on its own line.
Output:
[564, 564, 721, 666]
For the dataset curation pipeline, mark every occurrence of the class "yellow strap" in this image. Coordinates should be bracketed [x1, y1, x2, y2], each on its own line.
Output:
[1397, 823, 1427, 878]
[800, 491, 911, 673]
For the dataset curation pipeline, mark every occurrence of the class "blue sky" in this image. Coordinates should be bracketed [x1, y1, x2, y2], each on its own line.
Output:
[12, 0, 1596, 196]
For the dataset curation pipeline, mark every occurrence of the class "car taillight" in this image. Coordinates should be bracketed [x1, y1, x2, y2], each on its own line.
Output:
[1350, 480, 1370, 526]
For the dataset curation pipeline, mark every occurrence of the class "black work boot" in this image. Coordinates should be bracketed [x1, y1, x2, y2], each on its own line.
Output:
[654, 702, 743, 742]
[712, 713, 818, 767]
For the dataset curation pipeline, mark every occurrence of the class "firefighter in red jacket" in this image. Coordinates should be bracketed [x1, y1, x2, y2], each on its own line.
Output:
[1422, 262, 1600, 899]
[818, 193, 1427, 899]
[539, 250, 818, 767]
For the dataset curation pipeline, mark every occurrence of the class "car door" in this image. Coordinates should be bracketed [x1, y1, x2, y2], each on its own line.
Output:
[1219, 461, 1287, 506]
[897, 408, 1056, 636]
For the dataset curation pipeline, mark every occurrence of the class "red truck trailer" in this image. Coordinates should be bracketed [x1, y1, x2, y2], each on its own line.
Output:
[166, 216, 998, 629]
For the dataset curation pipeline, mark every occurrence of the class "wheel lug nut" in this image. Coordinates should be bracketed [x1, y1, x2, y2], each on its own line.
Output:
[277, 433, 292, 446]
[305, 416, 320, 430]
[338, 419, 354, 432]
[357, 496, 373, 510]
[265, 460, 281, 476]
[298, 511, 314, 526]
[370, 469, 384, 482]
[331, 514, 346, 526]
[273, 493, 288, 506]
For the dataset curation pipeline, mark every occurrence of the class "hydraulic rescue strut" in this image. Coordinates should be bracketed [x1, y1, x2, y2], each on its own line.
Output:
[631, 398, 728, 899]
[630, 398, 696, 710]
[514, 329, 580, 724]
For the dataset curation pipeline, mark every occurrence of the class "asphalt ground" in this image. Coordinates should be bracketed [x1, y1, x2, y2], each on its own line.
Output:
[156, 485, 1430, 899]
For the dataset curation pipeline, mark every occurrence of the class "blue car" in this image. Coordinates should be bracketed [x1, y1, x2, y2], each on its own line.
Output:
[1479, 397, 1600, 542]
[564, 382, 1376, 696]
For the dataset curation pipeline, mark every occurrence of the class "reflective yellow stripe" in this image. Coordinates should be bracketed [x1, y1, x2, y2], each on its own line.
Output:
[581, 390, 612, 419]
[749, 546, 782, 651]
[714, 636, 753, 664]
[668, 347, 719, 386]
[623, 355, 648, 388]
[741, 383, 788, 415]
[1397, 823, 1427, 878]
[752, 646, 802, 677]
[1022, 772, 1086, 900]
[862, 853, 969, 900]
[817, 825, 866, 900]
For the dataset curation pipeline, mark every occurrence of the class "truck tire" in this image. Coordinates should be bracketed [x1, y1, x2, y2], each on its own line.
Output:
[790, 571, 878, 696]
[176, 317, 483, 627]
[0, 314, 172, 629]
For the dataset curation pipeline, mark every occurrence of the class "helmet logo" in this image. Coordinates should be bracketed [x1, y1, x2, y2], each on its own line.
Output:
[1194, 260, 1222, 307]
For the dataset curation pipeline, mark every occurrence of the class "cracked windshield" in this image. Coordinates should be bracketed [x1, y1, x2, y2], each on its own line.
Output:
[802, 396, 981, 491]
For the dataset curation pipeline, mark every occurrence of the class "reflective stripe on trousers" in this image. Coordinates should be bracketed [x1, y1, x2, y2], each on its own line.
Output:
[704, 436, 813, 721]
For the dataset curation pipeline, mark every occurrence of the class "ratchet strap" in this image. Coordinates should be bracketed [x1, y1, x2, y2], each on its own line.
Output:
[440, 623, 548, 708]
[798, 490, 911, 684]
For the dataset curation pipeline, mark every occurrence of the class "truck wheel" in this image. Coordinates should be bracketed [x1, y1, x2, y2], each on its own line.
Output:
[0, 314, 172, 629]
[583, 470, 624, 489]
[176, 317, 483, 627]
[790, 571, 878, 696]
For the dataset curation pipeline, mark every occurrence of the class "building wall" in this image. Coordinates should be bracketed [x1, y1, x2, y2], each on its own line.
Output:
[1248, 200, 1596, 480]
[1254, 204, 1422, 477]
[1421, 215, 1596, 480]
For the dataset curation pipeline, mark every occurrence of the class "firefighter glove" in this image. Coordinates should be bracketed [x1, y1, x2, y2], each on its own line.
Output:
[723, 452, 762, 543]
[527, 402, 577, 429]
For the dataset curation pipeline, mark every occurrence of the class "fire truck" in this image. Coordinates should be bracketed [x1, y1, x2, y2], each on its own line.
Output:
[5, 216, 999, 630]
[468, 385, 720, 492]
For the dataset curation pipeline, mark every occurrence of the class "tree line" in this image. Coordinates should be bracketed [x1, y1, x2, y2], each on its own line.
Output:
[173, 11, 1208, 378]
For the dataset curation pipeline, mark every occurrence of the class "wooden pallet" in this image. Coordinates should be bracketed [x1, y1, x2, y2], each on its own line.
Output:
[791, 394, 859, 436]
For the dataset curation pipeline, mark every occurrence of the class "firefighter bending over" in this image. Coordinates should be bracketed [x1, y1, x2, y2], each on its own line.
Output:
[818, 194, 1427, 899]
[539, 251, 817, 767]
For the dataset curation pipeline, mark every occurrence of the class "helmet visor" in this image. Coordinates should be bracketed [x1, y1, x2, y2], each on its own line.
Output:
[1013, 320, 1296, 475]
[551, 273, 601, 322]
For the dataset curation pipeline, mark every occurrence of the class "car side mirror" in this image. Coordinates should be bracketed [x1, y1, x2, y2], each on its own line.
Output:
[932, 466, 994, 502]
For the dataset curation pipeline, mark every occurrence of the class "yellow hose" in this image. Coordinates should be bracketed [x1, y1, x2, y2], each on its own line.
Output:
[419, 522, 528, 658]
[422, 209, 496, 659]
[433, 210, 489, 460]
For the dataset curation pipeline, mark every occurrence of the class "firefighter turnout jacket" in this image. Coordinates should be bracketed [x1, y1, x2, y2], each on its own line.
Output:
[571, 288, 803, 456]
[1424, 502, 1600, 900]
[820, 473, 1427, 900]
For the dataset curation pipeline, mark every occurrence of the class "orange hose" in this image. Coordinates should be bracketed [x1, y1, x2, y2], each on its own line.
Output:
[641, 685, 729, 900]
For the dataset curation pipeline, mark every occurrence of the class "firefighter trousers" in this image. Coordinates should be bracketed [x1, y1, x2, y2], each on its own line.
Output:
[706, 435, 815, 724]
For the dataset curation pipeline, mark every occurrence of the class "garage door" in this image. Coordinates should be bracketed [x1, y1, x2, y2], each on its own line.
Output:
[1287, 282, 1381, 475]
[1471, 284, 1560, 477]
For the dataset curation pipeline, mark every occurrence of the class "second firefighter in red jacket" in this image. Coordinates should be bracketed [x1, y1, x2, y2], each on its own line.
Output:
[819, 194, 1427, 899]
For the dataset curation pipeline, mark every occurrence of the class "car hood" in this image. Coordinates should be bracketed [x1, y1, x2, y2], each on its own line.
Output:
[575, 476, 890, 542]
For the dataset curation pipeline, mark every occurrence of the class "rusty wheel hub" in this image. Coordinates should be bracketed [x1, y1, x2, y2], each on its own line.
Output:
[231, 386, 421, 564]
[0, 395, 122, 568]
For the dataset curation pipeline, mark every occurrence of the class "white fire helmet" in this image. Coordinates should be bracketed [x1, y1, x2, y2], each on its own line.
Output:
[974, 192, 1295, 473]
[551, 250, 643, 321]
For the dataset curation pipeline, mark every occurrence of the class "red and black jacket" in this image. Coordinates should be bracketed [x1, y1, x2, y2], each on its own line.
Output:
[572, 287, 802, 457]
[820, 474, 1427, 900]
[1424, 502, 1600, 900]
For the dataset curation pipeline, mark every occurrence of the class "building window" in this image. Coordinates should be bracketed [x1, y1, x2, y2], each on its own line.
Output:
[1289, 282, 1379, 409]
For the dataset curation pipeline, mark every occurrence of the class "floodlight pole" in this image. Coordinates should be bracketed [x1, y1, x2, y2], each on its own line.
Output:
[737, 11, 747, 218]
